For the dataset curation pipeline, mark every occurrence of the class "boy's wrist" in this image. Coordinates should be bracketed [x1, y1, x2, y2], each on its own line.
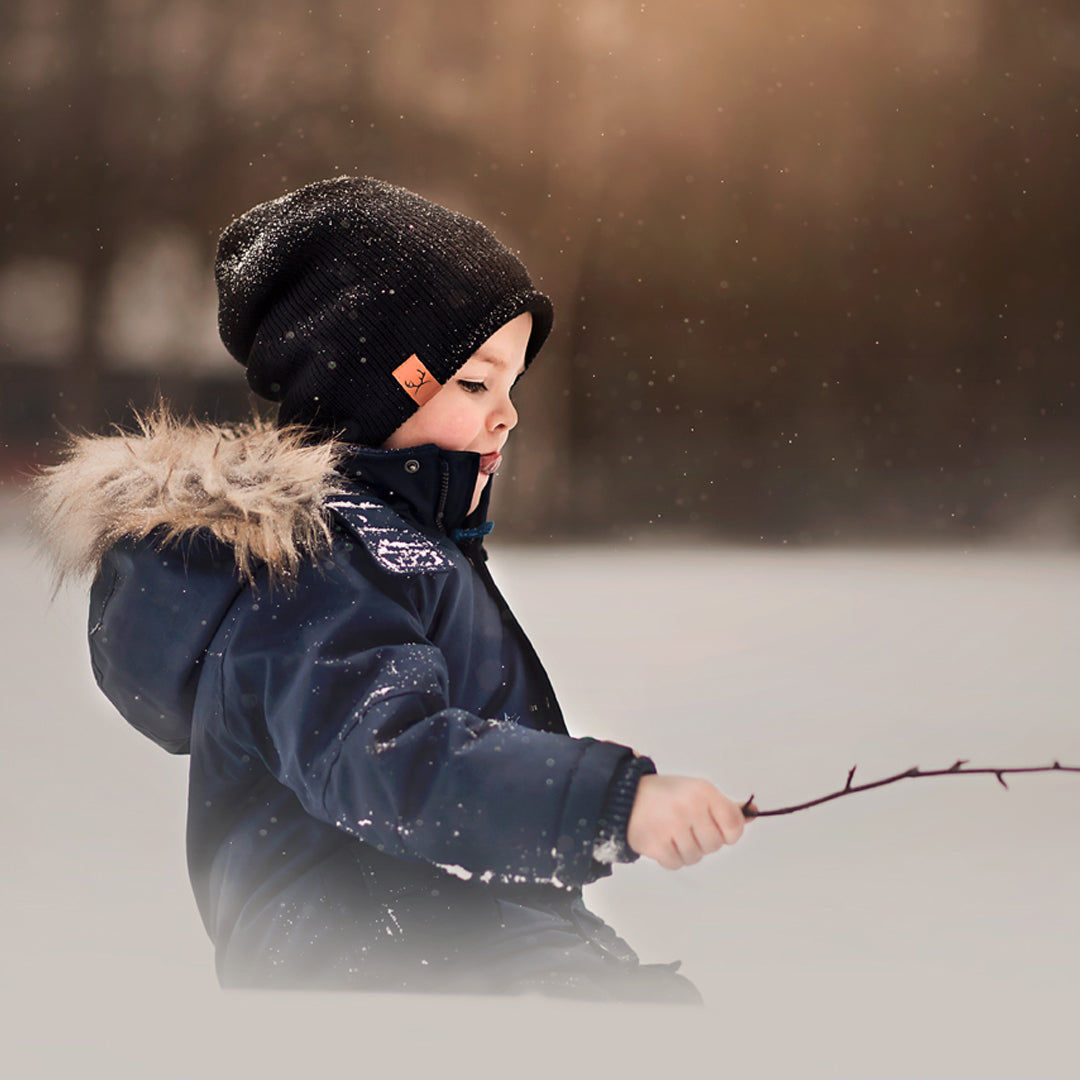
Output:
[593, 754, 657, 864]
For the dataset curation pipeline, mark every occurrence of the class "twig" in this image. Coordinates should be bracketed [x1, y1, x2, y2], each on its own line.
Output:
[741, 760, 1080, 819]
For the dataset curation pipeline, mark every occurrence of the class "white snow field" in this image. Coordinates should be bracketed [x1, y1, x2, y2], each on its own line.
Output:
[3, 508, 1078, 1079]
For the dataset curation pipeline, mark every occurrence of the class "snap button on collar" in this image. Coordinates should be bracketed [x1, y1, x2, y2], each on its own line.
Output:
[404, 459, 421, 474]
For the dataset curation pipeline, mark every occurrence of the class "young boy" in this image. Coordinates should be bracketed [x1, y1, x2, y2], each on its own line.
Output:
[37, 177, 749, 1001]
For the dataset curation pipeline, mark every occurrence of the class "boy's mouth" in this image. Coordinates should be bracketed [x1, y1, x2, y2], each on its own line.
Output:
[478, 452, 502, 476]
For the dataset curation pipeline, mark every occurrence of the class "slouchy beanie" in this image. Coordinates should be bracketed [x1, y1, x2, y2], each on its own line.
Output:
[215, 176, 554, 446]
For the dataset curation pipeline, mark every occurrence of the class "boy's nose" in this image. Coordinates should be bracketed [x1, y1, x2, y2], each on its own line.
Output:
[492, 396, 518, 432]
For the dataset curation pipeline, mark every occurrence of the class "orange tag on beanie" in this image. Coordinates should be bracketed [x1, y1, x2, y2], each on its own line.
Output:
[392, 355, 442, 406]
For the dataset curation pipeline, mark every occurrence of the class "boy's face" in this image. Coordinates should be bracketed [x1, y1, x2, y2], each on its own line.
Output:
[383, 312, 531, 514]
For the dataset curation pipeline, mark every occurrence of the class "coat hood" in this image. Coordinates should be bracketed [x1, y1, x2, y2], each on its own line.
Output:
[33, 408, 497, 755]
[33, 407, 345, 586]
[32, 409, 348, 753]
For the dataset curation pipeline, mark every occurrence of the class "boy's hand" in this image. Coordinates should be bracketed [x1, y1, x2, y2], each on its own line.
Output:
[627, 775, 751, 869]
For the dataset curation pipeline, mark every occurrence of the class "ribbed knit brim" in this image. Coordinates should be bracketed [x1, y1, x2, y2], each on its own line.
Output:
[216, 177, 554, 446]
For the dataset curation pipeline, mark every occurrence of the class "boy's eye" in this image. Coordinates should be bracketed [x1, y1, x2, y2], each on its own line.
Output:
[457, 379, 486, 394]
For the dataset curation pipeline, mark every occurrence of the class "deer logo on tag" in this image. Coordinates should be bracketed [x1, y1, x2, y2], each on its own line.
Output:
[392, 355, 442, 406]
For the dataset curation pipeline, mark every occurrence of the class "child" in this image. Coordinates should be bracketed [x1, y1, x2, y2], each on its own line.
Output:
[36, 177, 749, 1001]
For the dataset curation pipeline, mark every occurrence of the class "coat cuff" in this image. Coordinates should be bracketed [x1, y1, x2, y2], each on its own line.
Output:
[592, 754, 656, 865]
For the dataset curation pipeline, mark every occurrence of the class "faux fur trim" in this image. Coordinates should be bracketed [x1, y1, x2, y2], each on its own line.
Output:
[32, 407, 347, 584]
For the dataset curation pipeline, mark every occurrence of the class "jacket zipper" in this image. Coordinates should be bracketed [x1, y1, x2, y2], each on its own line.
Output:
[434, 460, 451, 533]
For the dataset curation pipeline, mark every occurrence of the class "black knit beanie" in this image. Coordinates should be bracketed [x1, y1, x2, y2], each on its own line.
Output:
[215, 176, 554, 446]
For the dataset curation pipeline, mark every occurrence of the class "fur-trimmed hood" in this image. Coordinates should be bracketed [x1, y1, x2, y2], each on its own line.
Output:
[33, 409, 346, 584]
[31, 406, 494, 757]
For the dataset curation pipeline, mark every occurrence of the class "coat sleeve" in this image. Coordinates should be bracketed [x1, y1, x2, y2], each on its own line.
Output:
[220, 549, 637, 889]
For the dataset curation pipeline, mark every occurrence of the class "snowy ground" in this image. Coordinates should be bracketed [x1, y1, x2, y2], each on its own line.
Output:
[3, 504, 1078, 1079]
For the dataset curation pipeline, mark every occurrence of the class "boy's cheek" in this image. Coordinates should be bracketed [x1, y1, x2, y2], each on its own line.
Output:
[443, 417, 486, 454]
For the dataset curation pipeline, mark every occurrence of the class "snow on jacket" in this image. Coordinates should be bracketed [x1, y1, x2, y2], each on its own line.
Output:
[35, 412, 653, 990]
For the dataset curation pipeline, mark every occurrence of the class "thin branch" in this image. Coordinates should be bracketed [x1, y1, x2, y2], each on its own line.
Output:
[741, 760, 1079, 819]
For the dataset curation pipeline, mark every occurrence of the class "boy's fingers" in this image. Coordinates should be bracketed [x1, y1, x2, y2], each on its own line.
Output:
[710, 800, 745, 846]
[657, 839, 684, 871]
[668, 830, 699, 866]
[692, 817, 726, 855]
[679, 828, 707, 865]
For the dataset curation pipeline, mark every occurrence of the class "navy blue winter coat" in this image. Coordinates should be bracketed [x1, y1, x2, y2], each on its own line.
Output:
[47, 418, 690, 996]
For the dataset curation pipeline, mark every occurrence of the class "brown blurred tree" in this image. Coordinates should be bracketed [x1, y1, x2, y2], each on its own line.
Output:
[2, 0, 1077, 539]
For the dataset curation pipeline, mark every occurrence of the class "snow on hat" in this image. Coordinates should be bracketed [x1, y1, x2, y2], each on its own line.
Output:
[215, 176, 554, 446]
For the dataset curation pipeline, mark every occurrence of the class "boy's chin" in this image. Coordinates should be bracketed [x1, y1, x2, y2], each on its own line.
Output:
[469, 475, 490, 515]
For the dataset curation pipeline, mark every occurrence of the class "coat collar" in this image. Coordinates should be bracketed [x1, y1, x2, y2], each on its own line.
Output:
[32, 408, 495, 586]
[336, 442, 492, 537]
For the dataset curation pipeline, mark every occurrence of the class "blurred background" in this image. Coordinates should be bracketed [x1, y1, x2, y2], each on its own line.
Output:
[2, 0, 1078, 542]
[4, 8, 1079, 1070]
